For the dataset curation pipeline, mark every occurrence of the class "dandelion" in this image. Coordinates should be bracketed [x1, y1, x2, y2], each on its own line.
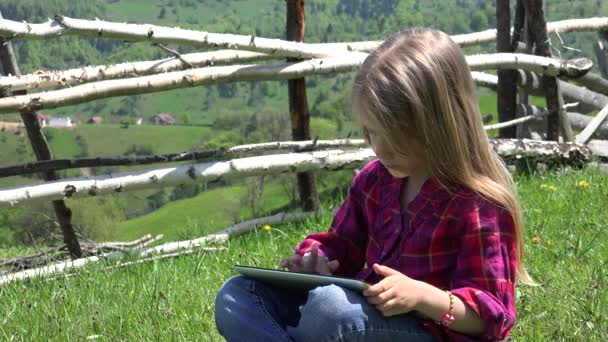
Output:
[532, 236, 541, 245]
[540, 184, 557, 191]
[578, 180, 589, 188]
[262, 224, 272, 230]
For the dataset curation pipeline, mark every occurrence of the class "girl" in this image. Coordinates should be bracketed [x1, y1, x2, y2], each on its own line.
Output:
[215, 27, 533, 341]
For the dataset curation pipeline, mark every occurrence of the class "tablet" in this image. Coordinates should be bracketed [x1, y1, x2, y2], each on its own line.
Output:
[234, 265, 371, 293]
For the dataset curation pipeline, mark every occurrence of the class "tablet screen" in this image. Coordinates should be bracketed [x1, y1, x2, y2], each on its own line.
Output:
[234, 265, 371, 293]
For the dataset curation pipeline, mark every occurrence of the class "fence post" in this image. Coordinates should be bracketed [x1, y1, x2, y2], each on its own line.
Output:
[286, 0, 320, 211]
[525, 0, 575, 142]
[496, 0, 517, 138]
[0, 11, 83, 258]
[593, 39, 608, 79]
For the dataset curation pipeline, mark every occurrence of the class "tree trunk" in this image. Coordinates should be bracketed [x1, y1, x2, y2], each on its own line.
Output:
[286, 0, 319, 211]
[0, 11, 82, 258]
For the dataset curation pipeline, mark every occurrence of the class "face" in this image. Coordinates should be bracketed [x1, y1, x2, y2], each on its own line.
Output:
[362, 124, 425, 178]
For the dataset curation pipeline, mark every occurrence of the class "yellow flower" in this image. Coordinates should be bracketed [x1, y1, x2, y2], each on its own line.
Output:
[532, 236, 541, 245]
[540, 184, 557, 191]
[578, 180, 589, 188]
[262, 224, 272, 230]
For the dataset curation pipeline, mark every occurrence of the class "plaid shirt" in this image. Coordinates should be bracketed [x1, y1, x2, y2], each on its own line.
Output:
[296, 160, 517, 341]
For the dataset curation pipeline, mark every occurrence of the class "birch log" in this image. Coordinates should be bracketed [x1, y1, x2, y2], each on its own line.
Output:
[0, 54, 367, 114]
[466, 54, 592, 78]
[0, 16, 606, 55]
[0, 15, 375, 59]
[0, 149, 376, 206]
[575, 104, 608, 143]
[489, 139, 591, 164]
[0, 211, 318, 285]
[0, 140, 593, 206]
[0, 50, 271, 93]
[471, 71, 608, 113]
[451, 17, 608, 47]
[142, 211, 319, 256]
[0, 139, 369, 178]
[0, 53, 591, 115]
[0, 52, 593, 95]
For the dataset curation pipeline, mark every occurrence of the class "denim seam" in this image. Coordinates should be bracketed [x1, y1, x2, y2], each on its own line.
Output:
[326, 328, 435, 342]
[249, 280, 291, 340]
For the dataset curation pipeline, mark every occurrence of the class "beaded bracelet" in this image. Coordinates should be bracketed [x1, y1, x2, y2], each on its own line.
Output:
[440, 291, 456, 327]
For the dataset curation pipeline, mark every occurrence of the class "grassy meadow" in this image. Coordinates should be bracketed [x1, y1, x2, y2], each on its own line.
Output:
[0, 166, 606, 341]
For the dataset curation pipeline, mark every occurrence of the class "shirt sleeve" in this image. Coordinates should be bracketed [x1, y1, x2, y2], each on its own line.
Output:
[294, 169, 369, 277]
[448, 198, 518, 341]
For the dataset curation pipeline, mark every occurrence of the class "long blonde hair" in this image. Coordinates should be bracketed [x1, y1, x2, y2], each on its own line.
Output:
[352, 27, 534, 285]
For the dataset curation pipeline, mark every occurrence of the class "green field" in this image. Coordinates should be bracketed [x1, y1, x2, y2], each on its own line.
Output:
[0, 166, 606, 340]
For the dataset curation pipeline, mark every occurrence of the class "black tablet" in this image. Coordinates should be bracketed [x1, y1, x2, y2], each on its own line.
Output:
[234, 265, 371, 293]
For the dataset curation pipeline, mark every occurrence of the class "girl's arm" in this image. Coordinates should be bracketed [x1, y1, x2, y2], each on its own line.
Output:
[363, 264, 486, 336]
[415, 281, 486, 335]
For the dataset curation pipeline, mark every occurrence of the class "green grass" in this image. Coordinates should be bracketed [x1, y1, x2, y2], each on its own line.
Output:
[113, 180, 293, 241]
[0, 167, 607, 340]
[75, 124, 212, 157]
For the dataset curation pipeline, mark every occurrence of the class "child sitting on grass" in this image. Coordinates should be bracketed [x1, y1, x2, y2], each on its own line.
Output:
[215, 27, 534, 342]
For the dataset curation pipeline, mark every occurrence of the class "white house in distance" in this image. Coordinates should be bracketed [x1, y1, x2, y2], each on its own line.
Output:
[36, 113, 47, 127]
[47, 117, 74, 128]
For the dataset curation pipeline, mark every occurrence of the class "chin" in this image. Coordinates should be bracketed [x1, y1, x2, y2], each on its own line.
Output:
[384, 166, 408, 178]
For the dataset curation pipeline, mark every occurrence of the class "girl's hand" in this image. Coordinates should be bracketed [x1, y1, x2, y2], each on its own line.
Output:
[363, 264, 428, 317]
[280, 246, 339, 276]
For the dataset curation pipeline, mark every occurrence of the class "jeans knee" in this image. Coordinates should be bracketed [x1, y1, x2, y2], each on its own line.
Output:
[214, 276, 249, 330]
[289, 285, 367, 341]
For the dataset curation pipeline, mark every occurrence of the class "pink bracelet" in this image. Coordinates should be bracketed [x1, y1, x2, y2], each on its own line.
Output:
[440, 291, 456, 327]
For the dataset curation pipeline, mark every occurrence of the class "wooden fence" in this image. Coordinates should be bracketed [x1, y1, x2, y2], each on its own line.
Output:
[0, 1, 607, 282]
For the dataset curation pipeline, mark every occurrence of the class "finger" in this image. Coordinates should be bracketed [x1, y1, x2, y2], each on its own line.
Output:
[375, 298, 397, 316]
[373, 264, 401, 277]
[363, 281, 387, 297]
[327, 260, 340, 272]
[315, 262, 332, 276]
[366, 287, 394, 305]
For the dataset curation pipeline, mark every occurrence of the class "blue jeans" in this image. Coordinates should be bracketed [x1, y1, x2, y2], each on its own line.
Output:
[215, 275, 437, 342]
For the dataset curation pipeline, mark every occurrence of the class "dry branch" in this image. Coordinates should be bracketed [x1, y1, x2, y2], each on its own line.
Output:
[587, 139, 608, 158]
[0, 234, 163, 271]
[0, 212, 317, 285]
[0, 53, 590, 115]
[471, 71, 608, 113]
[451, 17, 608, 47]
[489, 139, 591, 164]
[576, 104, 608, 143]
[0, 15, 373, 59]
[0, 54, 367, 114]
[466, 54, 592, 78]
[143, 211, 319, 256]
[0, 139, 368, 178]
[0, 149, 376, 206]
[0, 139, 594, 206]
[0, 50, 271, 92]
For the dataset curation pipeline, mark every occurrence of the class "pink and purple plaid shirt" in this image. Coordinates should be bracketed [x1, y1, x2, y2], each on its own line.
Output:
[295, 160, 517, 341]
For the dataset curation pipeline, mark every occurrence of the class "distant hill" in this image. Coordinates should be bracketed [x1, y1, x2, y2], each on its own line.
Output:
[1, 0, 603, 128]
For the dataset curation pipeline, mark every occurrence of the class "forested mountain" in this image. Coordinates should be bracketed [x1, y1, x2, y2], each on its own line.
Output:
[0, 0, 603, 131]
